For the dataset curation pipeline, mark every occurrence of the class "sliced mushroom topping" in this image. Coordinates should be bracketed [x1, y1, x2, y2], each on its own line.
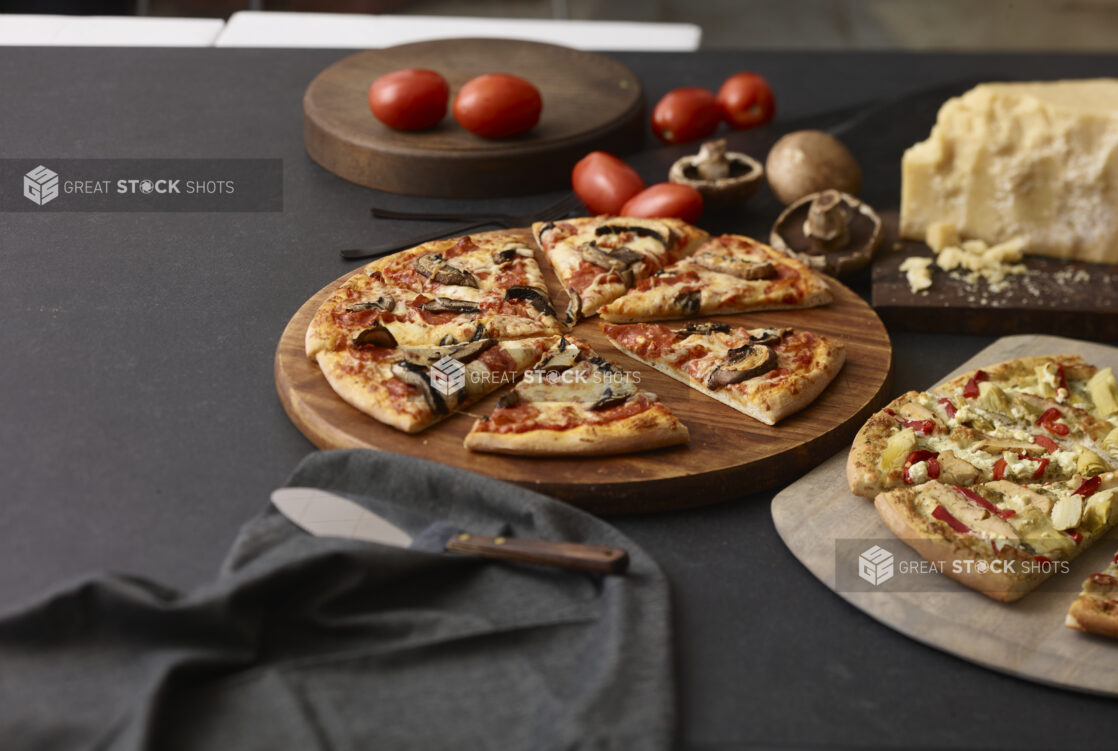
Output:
[491, 245, 532, 265]
[564, 290, 582, 325]
[589, 355, 624, 375]
[595, 224, 668, 246]
[495, 390, 521, 409]
[401, 338, 495, 367]
[706, 344, 777, 389]
[536, 336, 579, 372]
[580, 242, 645, 274]
[673, 321, 732, 337]
[693, 252, 776, 280]
[413, 253, 479, 288]
[391, 361, 448, 415]
[747, 327, 790, 346]
[469, 323, 488, 341]
[588, 382, 637, 411]
[504, 286, 556, 317]
[421, 297, 482, 314]
[352, 323, 398, 349]
[674, 290, 702, 315]
[438, 333, 457, 346]
[345, 293, 395, 313]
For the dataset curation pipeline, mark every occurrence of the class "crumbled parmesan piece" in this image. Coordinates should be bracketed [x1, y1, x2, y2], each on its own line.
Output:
[899, 256, 934, 293]
[925, 222, 960, 253]
[903, 230, 1030, 294]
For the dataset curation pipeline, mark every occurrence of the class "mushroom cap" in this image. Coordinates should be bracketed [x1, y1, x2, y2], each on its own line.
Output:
[765, 130, 861, 205]
[669, 140, 764, 208]
[769, 190, 882, 278]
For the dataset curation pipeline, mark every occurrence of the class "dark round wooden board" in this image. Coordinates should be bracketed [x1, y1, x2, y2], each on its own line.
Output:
[303, 38, 645, 198]
[275, 229, 894, 515]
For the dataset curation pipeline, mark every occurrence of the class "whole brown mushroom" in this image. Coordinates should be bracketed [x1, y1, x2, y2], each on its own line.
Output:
[765, 130, 861, 205]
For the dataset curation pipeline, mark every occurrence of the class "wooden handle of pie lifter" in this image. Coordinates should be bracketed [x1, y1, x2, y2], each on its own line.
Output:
[445, 533, 629, 575]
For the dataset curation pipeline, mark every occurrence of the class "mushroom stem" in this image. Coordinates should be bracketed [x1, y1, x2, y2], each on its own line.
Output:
[803, 189, 850, 250]
[694, 139, 731, 181]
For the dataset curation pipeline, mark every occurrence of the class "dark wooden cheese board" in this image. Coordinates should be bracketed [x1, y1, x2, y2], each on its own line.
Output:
[303, 38, 645, 198]
[275, 229, 894, 515]
[872, 214, 1118, 341]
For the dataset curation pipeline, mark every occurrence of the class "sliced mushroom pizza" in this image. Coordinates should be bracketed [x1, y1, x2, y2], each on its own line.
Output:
[532, 216, 708, 324]
[602, 321, 846, 426]
[598, 234, 833, 323]
[465, 335, 689, 456]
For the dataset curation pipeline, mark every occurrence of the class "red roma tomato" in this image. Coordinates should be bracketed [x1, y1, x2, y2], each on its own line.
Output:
[651, 87, 722, 144]
[619, 183, 703, 223]
[571, 151, 645, 215]
[717, 72, 776, 129]
[453, 74, 542, 139]
[368, 69, 449, 131]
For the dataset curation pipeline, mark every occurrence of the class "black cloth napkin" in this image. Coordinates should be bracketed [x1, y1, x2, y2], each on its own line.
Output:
[0, 450, 675, 751]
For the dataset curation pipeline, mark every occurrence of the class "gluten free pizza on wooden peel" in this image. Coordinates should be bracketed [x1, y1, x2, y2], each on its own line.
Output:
[304, 216, 847, 455]
[846, 354, 1118, 605]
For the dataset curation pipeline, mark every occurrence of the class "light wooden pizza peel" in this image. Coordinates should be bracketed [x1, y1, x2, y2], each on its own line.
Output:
[772, 334, 1118, 696]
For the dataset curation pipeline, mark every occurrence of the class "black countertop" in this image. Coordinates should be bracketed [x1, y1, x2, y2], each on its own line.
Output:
[1, 47, 1116, 749]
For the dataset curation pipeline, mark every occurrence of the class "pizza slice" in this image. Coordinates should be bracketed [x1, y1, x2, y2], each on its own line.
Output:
[874, 472, 1118, 602]
[847, 357, 1118, 500]
[598, 234, 833, 322]
[1066, 549, 1118, 639]
[602, 321, 845, 426]
[306, 270, 555, 358]
[532, 216, 708, 324]
[315, 335, 558, 433]
[368, 231, 564, 334]
[463, 335, 689, 456]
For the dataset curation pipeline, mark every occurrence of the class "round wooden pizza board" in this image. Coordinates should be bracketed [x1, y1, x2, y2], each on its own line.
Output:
[276, 229, 893, 514]
[303, 38, 645, 198]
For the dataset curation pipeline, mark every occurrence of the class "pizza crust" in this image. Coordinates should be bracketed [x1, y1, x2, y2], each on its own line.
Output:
[315, 350, 429, 433]
[874, 489, 1040, 603]
[1066, 596, 1118, 639]
[464, 407, 689, 456]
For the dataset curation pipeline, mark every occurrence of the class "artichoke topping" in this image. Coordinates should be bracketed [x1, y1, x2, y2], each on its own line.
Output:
[975, 381, 1013, 415]
[1087, 367, 1118, 418]
[880, 428, 917, 471]
[1075, 446, 1109, 476]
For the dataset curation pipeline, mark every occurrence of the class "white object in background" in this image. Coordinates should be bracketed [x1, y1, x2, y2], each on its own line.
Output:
[0, 15, 224, 47]
[214, 11, 701, 51]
